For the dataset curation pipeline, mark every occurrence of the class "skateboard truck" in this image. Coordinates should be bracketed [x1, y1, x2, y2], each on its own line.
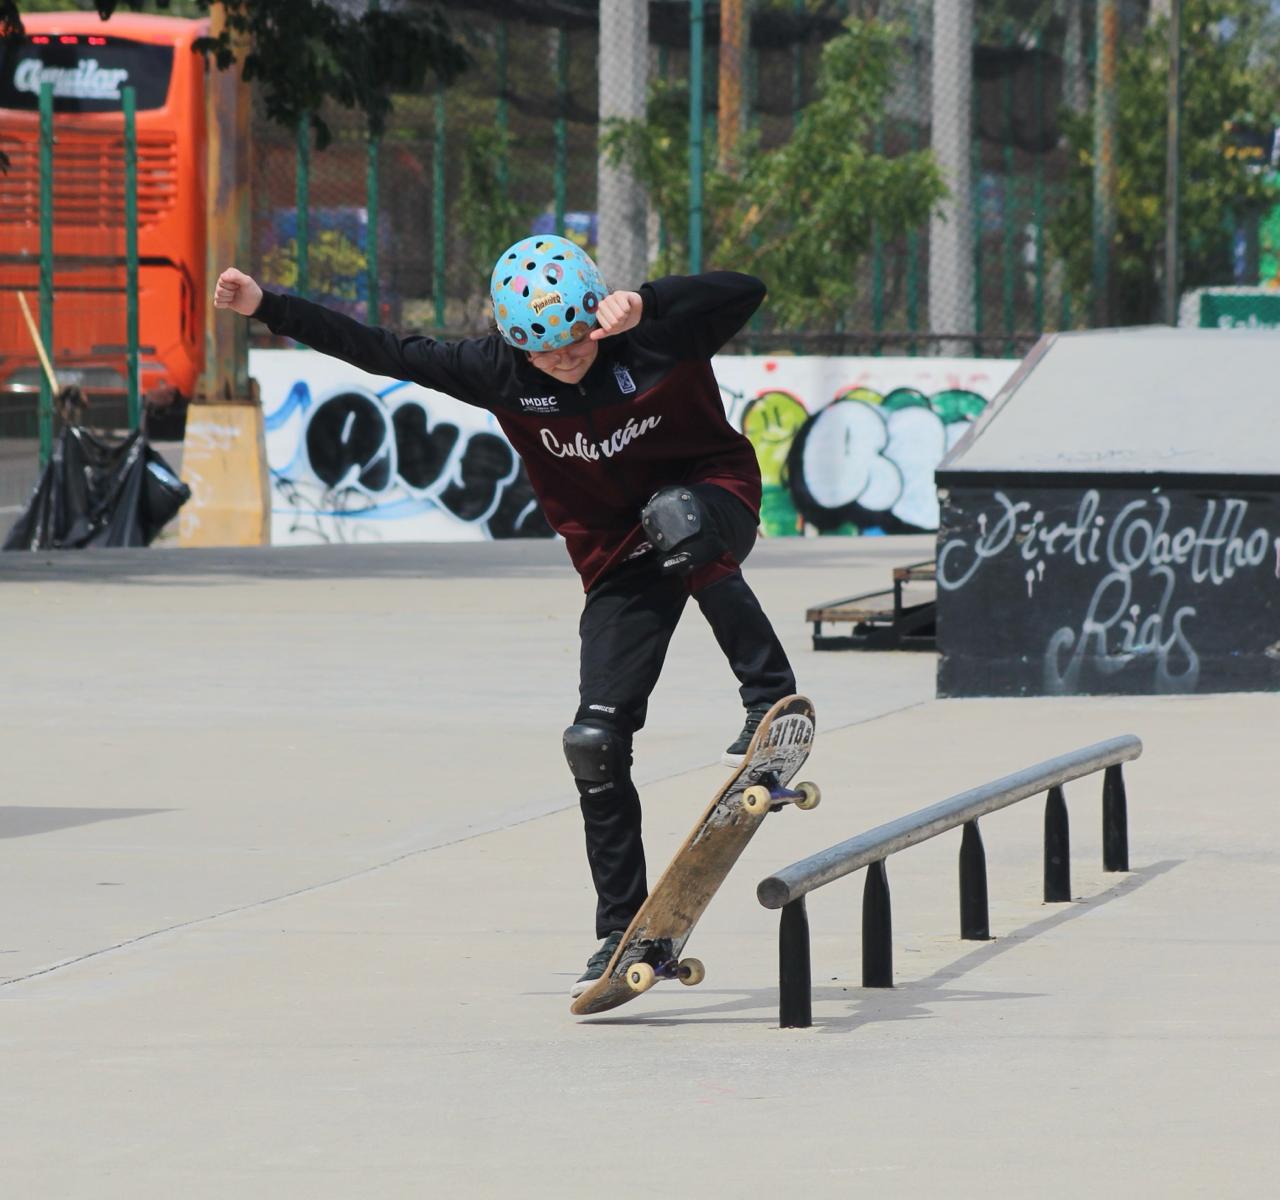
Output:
[741, 779, 822, 815]
[624, 939, 707, 994]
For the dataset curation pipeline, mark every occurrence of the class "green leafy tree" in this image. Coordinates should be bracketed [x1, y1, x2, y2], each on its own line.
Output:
[1049, 0, 1280, 324]
[604, 17, 946, 330]
[601, 76, 749, 279]
[453, 126, 540, 325]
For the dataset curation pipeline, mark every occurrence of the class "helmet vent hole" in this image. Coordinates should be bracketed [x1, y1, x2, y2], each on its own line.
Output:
[565, 306, 576, 321]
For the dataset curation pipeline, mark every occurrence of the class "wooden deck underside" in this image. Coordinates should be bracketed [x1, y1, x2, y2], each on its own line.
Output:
[570, 695, 815, 1016]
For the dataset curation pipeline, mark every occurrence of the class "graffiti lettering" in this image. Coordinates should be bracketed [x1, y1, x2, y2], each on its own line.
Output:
[262, 378, 551, 545]
[941, 487, 1275, 694]
[1043, 566, 1200, 694]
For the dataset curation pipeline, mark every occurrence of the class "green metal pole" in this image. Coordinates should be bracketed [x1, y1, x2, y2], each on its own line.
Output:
[123, 86, 140, 429]
[792, 0, 804, 130]
[367, 136, 380, 323]
[689, 0, 705, 273]
[905, 11, 922, 354]
[367, 0, 380, 323]
[971, 68, 984, 354]
[296, 112, 310, 301]
[555, 27, 568, 236]
[38, 82, 54, 466]
[434, 79, 446, 328]
[871, 120, 884, 348]
[1034, 36, 1046, 332]
[1093, 0, 1118, 326]
[1001, 26, 1016, 356]
[496, 21, 509, 194]
[366, 133, 378, 322]
[747, 11, 762, 348]
[1164, 0, 1182, 325]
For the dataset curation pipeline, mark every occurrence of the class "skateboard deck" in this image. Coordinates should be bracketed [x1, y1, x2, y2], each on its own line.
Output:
[570, 693, 818, 1016]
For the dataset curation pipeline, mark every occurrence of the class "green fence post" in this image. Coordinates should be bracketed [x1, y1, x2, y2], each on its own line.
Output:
[1001, 26, 1016, 356]
[1034, 35, 1046, 333]
[496, 21, 509, 194]
[1093, 0, 1119, 326]
[871, 120, 885, 350]
[555, 27, 568, 236]
[434, 79, 446, 329]
[367, 134, 380, 324]
[296, 112, 310, 301]
[367, 0, 380, 323]
[971, 66, 984, 355]
[792, 0, 804, 129]
[906, 13, 923, 355]
[123, 86, 140, 429]
[37, 82, 54, 465]
[689, 0, 705, 273]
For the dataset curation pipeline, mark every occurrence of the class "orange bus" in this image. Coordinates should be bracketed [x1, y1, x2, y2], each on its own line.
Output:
[0, 13, 208, 432]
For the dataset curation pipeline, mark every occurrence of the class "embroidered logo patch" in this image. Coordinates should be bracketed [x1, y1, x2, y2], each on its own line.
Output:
[613, 363, 637, 394]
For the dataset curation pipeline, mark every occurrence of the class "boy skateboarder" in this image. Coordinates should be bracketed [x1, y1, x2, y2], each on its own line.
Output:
[214, 235, 797, 996]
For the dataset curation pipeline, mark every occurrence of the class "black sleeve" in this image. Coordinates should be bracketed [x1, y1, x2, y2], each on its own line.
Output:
[253, 290, 511, 409]
[631, 272, 766, 360]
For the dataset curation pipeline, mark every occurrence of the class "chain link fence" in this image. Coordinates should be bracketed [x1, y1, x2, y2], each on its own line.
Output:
[248, 0, 1280, 356]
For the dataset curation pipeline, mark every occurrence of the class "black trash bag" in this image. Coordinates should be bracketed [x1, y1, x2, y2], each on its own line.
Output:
[3, 426, 191, 551]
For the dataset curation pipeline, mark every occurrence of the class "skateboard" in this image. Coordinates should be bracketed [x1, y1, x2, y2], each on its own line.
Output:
[570, 693, 818, 1016]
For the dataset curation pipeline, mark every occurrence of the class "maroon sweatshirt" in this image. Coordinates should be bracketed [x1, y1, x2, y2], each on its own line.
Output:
[254, 272, 765, 591]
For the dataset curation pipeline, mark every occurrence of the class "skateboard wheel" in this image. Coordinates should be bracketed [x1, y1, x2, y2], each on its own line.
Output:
[795, 781, 821, 811]
[677, 958, 705, 986]
[626, 962, 656, 993]
[742, 785, 772, 815]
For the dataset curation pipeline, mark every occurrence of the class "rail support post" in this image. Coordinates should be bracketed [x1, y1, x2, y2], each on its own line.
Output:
[862, 860, 893, 987]
[1044, 785, 1071, 902]
[1102, 763, 1129, 872]
[778, 897, 812, 1029]
[959, 819, 990, 939]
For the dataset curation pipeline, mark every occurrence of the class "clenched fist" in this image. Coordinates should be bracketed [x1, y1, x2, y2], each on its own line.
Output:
[214, 267, 264, 317]
[589, 290, 643, 341]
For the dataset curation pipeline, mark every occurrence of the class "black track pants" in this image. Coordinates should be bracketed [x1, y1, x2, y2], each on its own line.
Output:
[571, 485, 796, 938]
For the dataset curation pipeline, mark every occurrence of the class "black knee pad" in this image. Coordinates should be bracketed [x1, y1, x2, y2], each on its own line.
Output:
[640, 486, 724, 576]
[563, 722, 626, 791]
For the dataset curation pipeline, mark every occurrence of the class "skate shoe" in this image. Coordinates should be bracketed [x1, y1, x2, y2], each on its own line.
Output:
[722, 702, 774, 766]
[570, 930, 624, 998]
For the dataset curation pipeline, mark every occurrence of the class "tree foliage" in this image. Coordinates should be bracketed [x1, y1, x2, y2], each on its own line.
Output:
[1049, 0, 1279, 324]
[604, 17, 946, 329]
[0, 0, 470, 148]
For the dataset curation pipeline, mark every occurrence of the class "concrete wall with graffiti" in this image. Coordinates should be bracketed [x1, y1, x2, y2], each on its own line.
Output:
[250, 349, 1017, 546]
[714, 356, 1017, 536]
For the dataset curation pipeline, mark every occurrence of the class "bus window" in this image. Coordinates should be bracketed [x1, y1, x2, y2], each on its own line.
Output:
[0, 36, 174, 114]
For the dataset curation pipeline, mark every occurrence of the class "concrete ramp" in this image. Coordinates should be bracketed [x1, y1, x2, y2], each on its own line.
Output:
[935, 329, 1280, 697]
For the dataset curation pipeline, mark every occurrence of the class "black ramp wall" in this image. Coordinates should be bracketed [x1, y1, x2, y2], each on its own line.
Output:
[934, 329, 1280, 697]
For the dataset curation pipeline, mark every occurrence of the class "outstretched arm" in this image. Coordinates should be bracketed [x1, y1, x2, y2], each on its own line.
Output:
[213, 267, 506, 406]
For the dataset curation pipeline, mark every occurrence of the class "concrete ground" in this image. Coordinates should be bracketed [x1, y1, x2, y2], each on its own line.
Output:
[0, 536, 1275, 1197]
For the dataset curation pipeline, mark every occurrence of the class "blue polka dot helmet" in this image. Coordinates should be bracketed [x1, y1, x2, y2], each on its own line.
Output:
[490, 235, 607, 352]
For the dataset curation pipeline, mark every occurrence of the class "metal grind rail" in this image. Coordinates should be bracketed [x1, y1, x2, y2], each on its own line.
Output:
[756, 735, 1142, 1029]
